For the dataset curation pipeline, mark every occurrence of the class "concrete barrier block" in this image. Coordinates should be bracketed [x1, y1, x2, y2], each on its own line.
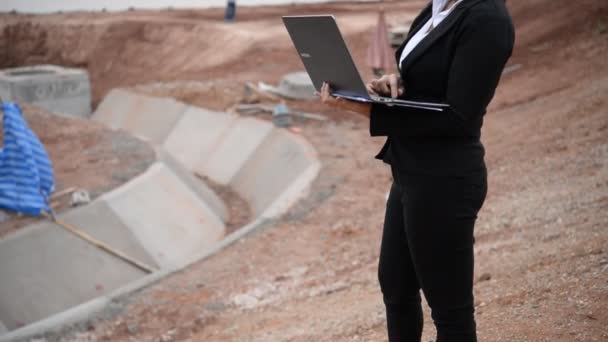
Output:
[0, 65, 91, 117]
[122, 95, 187, 144]
[102, 163, 225, 268]
[92, 88, 139, 129]
[0, 88, 323, 337]
[163, 106, 237, 170]
[0, 222, 146, 330]
[261, 161, 320, 219]
[196, 117, 274, 185]
[158, 148, 228, 222]
[230, 129, 318, 216]
[93, 91, 186, 144]
[59, 200, 158, 269]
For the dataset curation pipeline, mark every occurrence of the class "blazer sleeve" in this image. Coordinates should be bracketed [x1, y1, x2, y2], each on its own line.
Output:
[369, 11, 515, 137]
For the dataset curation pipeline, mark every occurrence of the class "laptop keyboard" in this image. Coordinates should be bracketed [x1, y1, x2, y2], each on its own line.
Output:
[370, 94, 393, 102]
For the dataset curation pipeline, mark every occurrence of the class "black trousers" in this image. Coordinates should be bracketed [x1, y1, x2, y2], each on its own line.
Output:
[378, 166, 487, 342]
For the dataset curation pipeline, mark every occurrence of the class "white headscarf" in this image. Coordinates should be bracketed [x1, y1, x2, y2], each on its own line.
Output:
[431, 0, 462, 30]
[432, 0, 449, 20]
[399, 0, 463, 65]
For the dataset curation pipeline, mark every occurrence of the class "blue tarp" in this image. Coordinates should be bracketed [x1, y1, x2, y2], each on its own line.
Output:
[0, 103, 55, 216]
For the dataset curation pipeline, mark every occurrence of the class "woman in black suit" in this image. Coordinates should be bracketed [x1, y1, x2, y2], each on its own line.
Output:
[319, 0, 514, 341]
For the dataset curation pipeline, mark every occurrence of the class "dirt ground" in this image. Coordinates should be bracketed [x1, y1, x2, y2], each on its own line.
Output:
[0, 0, 607, 341]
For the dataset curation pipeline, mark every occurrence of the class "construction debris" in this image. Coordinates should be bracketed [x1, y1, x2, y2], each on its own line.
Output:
[272, 103, 292, 127]
[243, 82, 281, 103]
[70, 189, 91, 207]
[257, 72, 316, 100]
[0, 210, 9, 224]
[235, 103, 327, 122]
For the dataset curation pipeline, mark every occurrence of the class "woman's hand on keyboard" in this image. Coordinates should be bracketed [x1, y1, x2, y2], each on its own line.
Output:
[367, 74, 404, 99]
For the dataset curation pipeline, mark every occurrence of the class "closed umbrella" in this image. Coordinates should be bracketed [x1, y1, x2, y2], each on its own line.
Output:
[367, 9, 394, 77]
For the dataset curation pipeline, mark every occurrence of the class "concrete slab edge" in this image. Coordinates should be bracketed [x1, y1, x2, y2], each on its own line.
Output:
[0, 165, 315, 341]
[258, 129, 321, 219]
[0, 217, 272, 342]
[261, 160, 321, 220]
[0, 161, 227, 339]
[0, 297, 110, 342]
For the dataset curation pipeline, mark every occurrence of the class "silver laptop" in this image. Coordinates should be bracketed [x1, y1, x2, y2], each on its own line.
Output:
[282, 15, 448, 111]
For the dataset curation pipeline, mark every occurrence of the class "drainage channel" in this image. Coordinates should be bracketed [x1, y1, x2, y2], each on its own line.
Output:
[0, 89, 320, 341]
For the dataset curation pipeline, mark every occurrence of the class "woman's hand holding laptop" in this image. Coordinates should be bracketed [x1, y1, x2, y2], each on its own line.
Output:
[316, 73, 404, 117]
[316, 82, 372, 117]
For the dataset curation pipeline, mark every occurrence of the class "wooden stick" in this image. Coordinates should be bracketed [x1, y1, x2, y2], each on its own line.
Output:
[44, 213, 156, 273]
[50, 187, 77, 200]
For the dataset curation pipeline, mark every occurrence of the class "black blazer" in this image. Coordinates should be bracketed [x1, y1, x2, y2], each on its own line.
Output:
[371, 0, 515, 175]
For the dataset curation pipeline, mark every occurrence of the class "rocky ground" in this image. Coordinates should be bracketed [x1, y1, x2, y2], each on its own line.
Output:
[0, 0, 606, 341]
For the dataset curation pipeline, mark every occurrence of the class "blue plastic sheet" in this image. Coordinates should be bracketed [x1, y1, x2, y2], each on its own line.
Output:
[0, 103, 55, 216]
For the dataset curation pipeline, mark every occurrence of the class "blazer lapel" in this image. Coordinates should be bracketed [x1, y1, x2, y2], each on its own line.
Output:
[394, 2, 432, 63]
[399, 0, 484, 73]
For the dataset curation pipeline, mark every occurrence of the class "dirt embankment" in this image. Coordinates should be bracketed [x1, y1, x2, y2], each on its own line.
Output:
[0, 0, 606, 341]
[0, 1, 425, 108]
